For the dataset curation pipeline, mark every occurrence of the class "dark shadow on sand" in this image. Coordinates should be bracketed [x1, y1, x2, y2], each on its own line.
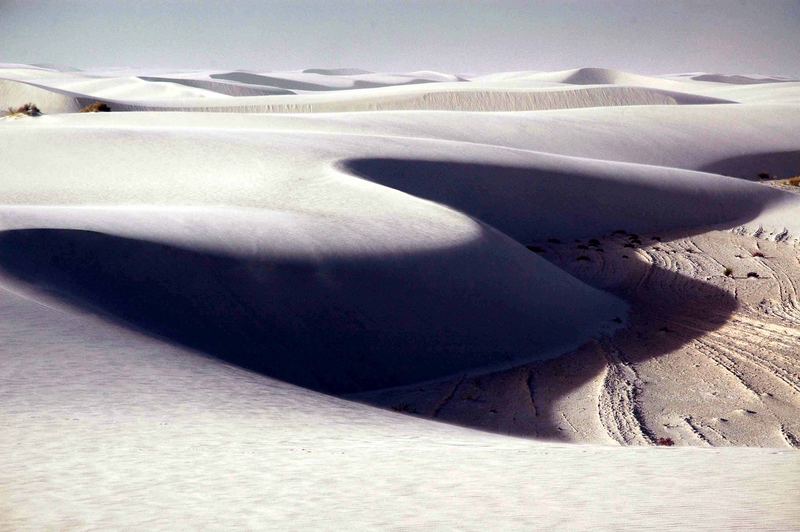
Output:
[0, 157, 779, 439]
[0, 226, 615, 395]
[699, 150, 800, 181]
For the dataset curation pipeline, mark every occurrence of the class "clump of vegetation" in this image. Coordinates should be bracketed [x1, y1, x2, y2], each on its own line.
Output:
[788, 176, 800, 187]
[724, 267, 733, 277]
[656, 437, 675, 446]
[79, 101, 111, 113]
[746, 272, 760, 279]
[588, 238, 601, 246]
[391, 403, 417, 414]
[752, 251, 765, 258]
[5, 103, 41, 117]
[757, 172, 771, 180]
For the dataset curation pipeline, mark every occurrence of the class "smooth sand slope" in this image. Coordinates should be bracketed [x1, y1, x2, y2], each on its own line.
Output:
[1, 64, 799, 529]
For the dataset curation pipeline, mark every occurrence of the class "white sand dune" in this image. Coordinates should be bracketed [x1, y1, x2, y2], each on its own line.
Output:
[1, 64, 799, 529]
[2, 65, 736, 114]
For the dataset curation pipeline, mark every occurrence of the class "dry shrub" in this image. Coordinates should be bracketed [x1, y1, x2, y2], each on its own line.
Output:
[5, 103, 41, 117]
[79, 101, 111, 113]
[788, 176, 800, 187]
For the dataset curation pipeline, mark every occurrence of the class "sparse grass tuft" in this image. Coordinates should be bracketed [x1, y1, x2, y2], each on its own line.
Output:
[752, 251, 765, 258]
[79, 101, 111, 113]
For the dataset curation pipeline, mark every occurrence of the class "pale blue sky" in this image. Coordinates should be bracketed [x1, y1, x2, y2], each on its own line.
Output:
[1, 0, 798, 76]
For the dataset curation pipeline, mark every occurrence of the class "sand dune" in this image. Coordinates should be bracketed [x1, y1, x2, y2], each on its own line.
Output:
[2, 65, 737, 114]
[1, 64, 799, 529]
[689, 73, 798, 84]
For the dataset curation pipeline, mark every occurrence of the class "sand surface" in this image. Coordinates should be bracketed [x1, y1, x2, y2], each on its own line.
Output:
[1, 64, 799, 529]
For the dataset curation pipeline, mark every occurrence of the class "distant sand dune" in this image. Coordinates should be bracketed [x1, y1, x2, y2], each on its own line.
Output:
[2, 70, 733, 114]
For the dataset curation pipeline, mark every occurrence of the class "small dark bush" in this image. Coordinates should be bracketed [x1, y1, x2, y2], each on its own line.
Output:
[752, 251, 765, 258]
[6, 103, 41, 117]
[747, 272, 760, 278]
[724, 267, 733, 277]
[391, 403, 417, 414]
[79, 101, 111, 113]
[757, 172, 770, 180]
[656, 437, 675, 446]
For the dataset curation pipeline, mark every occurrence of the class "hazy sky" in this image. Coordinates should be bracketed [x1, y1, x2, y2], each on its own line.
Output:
[1, 0, 798, 76]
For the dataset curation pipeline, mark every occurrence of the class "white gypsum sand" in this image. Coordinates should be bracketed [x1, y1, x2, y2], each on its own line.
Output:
[1, 64, 799, 529]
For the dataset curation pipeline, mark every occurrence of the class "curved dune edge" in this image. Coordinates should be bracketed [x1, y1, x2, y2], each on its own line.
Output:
[0, 116, 798, 396]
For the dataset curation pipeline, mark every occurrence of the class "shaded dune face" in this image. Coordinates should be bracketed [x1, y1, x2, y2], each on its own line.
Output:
[699, 150, 800, 180]
[342, 158, 782, 242]
[0, 227, 624, 394]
